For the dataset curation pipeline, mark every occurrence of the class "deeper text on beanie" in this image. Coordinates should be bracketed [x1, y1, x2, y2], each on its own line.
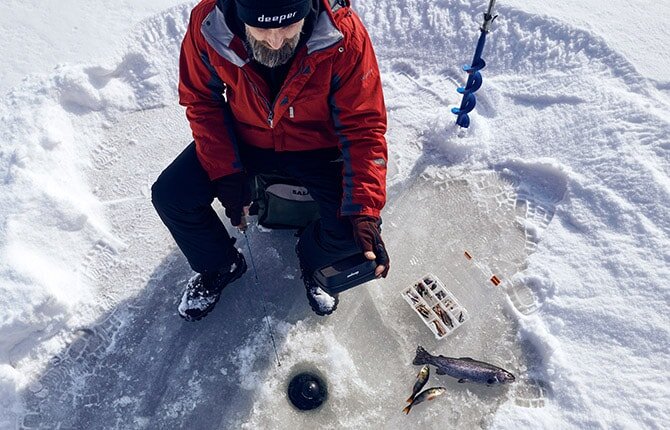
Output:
[235, 0, 311, 29]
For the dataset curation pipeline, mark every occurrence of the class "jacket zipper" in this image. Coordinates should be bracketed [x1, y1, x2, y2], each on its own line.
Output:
[241, 49, 331, 129]
[265, 58, 307, 129]
[275, 58, 307, 104]
[240, 68, 274, 128]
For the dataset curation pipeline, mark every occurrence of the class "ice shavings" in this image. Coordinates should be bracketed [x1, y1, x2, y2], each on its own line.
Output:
[160, 370, 203, 419]
[229, 320, 377, 429]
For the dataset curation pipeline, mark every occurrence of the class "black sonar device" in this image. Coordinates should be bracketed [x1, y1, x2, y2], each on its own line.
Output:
[313, 253, 378, 295]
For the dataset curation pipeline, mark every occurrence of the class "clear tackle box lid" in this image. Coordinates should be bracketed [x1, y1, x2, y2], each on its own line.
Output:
[401, 273, 469, 339]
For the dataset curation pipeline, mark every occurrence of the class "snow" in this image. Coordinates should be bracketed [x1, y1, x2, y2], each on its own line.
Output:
[1, 0, 669, 429]
[309, 286, 338, 313]
[0, 0, 186, 94]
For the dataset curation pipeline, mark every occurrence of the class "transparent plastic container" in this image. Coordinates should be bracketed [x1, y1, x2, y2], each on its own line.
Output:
[401, 273, 469, 339]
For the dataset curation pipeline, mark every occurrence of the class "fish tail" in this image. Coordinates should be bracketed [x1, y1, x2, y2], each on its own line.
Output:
[413, 346, 431, 365]
[405, 395, 414, 403]
[402, 404, 412, 414]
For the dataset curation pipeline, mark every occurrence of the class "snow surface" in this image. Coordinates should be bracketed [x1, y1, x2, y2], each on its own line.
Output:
[0, 0, 186, 94]
[1, 0, 669, 428]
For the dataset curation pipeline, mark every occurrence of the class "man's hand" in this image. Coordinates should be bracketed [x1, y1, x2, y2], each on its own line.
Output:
[236, 205, 252, 232]
[214, 173, 252, 229]
[350, 215, 390, 278]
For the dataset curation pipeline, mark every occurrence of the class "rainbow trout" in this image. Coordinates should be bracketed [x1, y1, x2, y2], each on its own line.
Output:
[413, 346, 515, 385]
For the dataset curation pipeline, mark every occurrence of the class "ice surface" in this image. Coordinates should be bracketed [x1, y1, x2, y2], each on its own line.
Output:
[20, 152, 549, 428]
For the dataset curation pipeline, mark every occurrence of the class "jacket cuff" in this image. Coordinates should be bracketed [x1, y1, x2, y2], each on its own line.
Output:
[341, 207, 380, 218]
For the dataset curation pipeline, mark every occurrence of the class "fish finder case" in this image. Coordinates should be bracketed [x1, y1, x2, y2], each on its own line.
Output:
[313, 253, 377, 295]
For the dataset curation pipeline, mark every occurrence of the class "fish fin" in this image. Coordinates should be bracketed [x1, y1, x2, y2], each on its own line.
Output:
[459, 357, 476, 361]
[435, 368, 446, 375]
[402, 405, 412, 414]
[413, 346, 431, 365]
[458, 378, 467, 383]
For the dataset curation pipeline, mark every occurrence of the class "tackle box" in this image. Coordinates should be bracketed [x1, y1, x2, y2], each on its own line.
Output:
[401, 274, 469, 339]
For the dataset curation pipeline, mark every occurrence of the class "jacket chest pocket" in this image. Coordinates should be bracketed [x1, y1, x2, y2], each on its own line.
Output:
[286, 64, 333, 125]
[288, 94, 331, 125]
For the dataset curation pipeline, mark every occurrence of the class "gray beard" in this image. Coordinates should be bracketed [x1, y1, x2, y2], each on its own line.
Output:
[245, 29, 301, 68]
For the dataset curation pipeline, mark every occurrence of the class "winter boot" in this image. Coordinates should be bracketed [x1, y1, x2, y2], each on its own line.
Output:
[299, 260, 339, 316]
[178, 250, 247, 322]
[296, 240, 338, 316]
[295, 220, 356, 316]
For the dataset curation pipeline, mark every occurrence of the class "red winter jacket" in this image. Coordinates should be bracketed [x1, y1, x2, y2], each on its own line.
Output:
[179, 0, 387, 217]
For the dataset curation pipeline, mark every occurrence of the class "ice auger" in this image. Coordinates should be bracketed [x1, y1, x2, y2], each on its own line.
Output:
[452, 0, 498, 128]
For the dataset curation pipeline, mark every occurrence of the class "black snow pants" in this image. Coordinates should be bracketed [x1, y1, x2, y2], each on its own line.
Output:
[151, 141, 359, 275]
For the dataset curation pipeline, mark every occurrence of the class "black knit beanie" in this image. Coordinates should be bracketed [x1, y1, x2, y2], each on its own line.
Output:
[236, 0, 311, 28]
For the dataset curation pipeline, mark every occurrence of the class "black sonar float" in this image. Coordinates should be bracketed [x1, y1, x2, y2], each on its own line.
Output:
[287, 372, 328, 410]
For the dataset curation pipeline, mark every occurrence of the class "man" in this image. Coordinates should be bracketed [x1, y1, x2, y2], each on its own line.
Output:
[152, 0, 390, 321]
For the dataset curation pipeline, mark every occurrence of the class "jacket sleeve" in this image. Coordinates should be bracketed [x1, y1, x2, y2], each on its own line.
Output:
[179, 9, 243, 181]
[329, 12, 388, 218]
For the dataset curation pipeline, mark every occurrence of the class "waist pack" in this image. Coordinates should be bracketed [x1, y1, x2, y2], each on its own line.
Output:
[249, 173, 321, 229]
